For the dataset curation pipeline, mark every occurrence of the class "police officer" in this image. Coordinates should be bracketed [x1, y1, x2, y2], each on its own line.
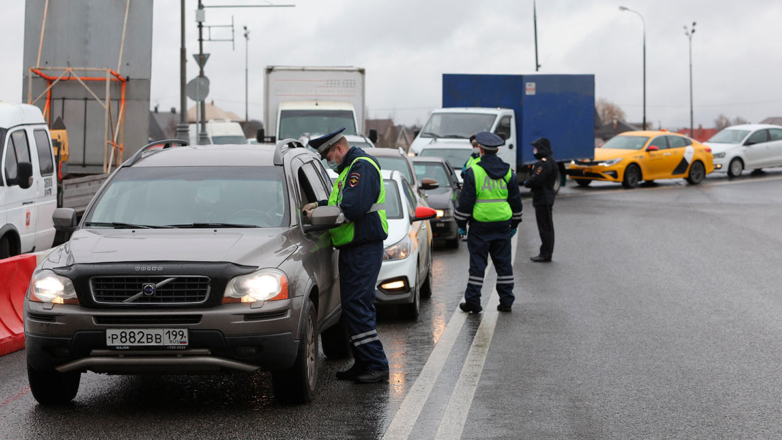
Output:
[461, 135, 482, 180]
[524, 137, 558, 262]
[454, 132, 523, 313]
[303, 128, 390, 384]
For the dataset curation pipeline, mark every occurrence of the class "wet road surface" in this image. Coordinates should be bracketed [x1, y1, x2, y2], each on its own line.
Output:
[3, 170, 782, 439]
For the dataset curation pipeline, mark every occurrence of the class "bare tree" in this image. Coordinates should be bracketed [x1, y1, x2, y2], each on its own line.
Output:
[732, 116, 749, 126]
[596, 98, 626, 124]
[714, 114, 731, 130]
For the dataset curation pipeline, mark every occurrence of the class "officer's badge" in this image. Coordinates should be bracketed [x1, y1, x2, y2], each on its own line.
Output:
[536, 167, 542, 174]
[349, 172, 361, 187]
[338, 181, 343, 190]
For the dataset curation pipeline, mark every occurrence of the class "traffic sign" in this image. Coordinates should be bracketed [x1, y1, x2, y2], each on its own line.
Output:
[193, 53, 210, 69]
[186, 77, 210, 101]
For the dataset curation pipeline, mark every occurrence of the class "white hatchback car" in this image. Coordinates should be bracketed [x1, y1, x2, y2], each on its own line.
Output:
[704, 124, 782, 177]
[376, 169, 436, 320]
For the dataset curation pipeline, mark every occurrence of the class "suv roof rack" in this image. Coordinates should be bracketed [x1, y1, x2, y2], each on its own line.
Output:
[124, 139, 189, 167]
[273, 138, 309, 166]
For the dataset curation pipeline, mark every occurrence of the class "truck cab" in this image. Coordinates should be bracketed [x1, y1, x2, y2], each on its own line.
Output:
[410, 108, 517, 171]
[277, 101, 358, 140]
[0, 102, 58, 258]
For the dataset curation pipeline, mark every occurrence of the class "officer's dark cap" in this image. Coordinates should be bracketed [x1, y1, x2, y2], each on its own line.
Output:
[308, 128, 346, 158]
[475, 132, 504, 151]
[531, 137, 552, 150]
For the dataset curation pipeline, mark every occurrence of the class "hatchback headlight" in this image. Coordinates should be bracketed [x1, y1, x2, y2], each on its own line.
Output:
[223, 269, 288, 303]
[713, 152, 725, 159]
[600, 158, 623, 166]
[384, 236, 412, 261]
[29, 271, 79, 304]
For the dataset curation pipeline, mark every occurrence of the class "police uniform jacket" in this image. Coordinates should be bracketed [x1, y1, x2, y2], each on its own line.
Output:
[524, 139, 558, 207]
[455, 153, 523, 230]
[318, 146, 388, 247]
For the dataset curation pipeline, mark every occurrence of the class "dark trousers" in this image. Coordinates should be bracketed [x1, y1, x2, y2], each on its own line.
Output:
[338, 241, 389, 371]
[464, 226, 515, 307]
[534, 204, 555, 258]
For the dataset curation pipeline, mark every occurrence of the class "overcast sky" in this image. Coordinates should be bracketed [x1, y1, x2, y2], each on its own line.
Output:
[2, 0, 782, 130]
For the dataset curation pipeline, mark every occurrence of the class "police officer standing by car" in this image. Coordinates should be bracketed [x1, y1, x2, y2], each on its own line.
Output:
[461, 134, 482, 180]
[454, 132, 523, 313]
[303, 128, 390, 384]
[524, 137, 558, 262]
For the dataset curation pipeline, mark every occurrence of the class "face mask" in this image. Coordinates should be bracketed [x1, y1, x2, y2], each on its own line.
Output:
[327, 160, 340, 172]
[472, 148, 480, 155]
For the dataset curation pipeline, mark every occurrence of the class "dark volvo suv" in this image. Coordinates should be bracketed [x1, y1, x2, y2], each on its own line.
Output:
[25, 139, 351, 404]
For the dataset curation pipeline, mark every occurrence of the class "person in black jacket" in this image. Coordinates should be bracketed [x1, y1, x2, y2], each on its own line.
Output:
[524, 137, 558, 262]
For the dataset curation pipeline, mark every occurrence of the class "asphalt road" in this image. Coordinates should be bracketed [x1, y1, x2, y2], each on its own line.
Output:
[2, 170, 782, 439]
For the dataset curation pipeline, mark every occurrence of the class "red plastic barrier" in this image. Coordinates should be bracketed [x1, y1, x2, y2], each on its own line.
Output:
[0, 254, 37, 356]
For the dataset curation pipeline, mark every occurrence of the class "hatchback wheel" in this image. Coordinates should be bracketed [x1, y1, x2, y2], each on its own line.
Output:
[420, 256, 433, 299]
[272, 299, 318, 404]
[621, 164, 641, 189]
[399, 268, 420, 320]
[28, 363, 80, 405]
[728, 157, 743, 178]
[686, 161, 705, 185]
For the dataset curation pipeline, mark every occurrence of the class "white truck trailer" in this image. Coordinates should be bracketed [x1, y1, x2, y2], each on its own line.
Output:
[262, 66, 375, 143]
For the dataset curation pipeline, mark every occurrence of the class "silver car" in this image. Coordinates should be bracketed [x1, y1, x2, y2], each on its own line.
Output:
[25, 139, 351, 405]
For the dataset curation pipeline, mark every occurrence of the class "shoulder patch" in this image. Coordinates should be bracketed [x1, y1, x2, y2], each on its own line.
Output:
[536, 167, 542, 174]
[349, 172, 361, 187]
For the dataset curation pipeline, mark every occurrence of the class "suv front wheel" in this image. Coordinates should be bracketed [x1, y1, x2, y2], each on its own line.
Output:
[272, 299, 318, 404]
[28, 363, 81, 405]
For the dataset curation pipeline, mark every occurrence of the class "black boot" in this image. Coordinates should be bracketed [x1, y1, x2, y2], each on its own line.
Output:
[336, 362, 366, 380]
[497, 304, 512, 312]
[354, 369, 390, 384]
[459, 302, 483, 313]
[530, 255, 552, 263]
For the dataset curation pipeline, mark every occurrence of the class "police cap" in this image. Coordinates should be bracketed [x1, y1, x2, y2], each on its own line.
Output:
[308, 128, 346, 158]
[474, 132, 504, 151]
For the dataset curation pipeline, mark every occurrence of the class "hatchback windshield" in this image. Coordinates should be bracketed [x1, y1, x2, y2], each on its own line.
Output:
[602, 136, 650, 150]
[279, 110, 357, 139]
[419, 148, 472, 169]
[413, 162, 451, 193]
[707, 129, 750, 144]
[374, 156, 414, 185]
[420, 113, 496, 139]
[85, 167, 289, 228]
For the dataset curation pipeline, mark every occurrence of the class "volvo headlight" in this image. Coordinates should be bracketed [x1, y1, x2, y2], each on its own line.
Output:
[29, 271, 79, 304]
[600, 158, 623, 166]
[383, 236, 412, 261]
[713, 152, 725, 159]
[223, 269, 288, 303]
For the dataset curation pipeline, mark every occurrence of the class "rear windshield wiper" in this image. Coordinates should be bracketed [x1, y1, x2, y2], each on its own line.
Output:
[84, 222, 173, 229]
[168, 223, 259, 228]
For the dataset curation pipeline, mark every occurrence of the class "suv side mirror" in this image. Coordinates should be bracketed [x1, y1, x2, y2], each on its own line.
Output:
[420, 178, 439, 191]
[256, 128, 265, 143]
[17, 162, 34, 189]
[53, 208, 78, 233]
[412, 206, 437, 222]
[303, 206, 345, 232]
[369, 129, 378, 144]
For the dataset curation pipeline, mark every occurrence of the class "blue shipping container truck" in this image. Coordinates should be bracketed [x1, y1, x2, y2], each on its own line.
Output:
[442, 73, 595, 181]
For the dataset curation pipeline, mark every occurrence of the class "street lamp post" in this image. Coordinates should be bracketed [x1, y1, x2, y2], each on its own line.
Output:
[243, 26, 250, 123]
[619, 6, 646, 130]
[685, 22, 696, 138]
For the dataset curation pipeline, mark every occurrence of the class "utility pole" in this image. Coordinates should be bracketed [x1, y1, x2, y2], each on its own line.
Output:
[685, 22, 696, 138]
[533, 0, 540, 71]
[244, 26, 250, 123]
[197, 0, 209, 145]
[619, 6, 646, 129]
[177, 0, 189, 142]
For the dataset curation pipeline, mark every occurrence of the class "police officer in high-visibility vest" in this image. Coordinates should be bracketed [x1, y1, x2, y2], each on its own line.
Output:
[303, 128, 390, 383]
[461, 135, 482, 181]
[454, 132, 523, 313]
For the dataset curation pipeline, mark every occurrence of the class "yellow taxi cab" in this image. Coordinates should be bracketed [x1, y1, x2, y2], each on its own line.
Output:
[568, 130, 714, 188]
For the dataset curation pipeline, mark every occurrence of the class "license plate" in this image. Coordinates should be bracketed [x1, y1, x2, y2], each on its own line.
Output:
[435, 222, 445, 228]
[106, 329, 189, 347]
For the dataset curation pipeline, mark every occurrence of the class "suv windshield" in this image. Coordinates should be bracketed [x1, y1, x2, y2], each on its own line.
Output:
[279, 110, 357, 139]
[419, 148, 472, 169]
[602, 136, 650, 150]
[707, 129, 750, 144]
[420, 113, 497, 139]
[85, 167, 289, 228]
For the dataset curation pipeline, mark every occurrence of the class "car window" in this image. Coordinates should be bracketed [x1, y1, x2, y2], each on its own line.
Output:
[746, 130, 768, 145]
[312, 159, 335, 193]
[413, 162, 451, 190]
[33, 130, 55, 176]
[85, 166, 289, 228]
[682, 137, 693, 146]
[494, 116, 512, 141]
[303, 162, 330, 201]
[3, 130, 30, 185]
[11, 130, 31, 163]
[401, 178, 417, 218]
[297, 166, 317, 208]
[667, 136, 687, 149]
[648, 136, 668, 150]
[374, 156, 413, 185]
[418, 148, 473, 169]
[383, 180, 404, 220]
[602, 136, 649, 150]
[768, 129, 782, 141]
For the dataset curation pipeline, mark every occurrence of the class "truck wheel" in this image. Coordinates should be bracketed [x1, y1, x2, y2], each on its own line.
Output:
[399, 268, 421, 320]
[622, 164, 641, 189]
[686, 161, 705, 185]
[575, 179, 592, 187]
[272, 300, 318, 404]
[28, 363, 80, 405]
[0, 236, 10, 259]
[321, 314, 352, 360]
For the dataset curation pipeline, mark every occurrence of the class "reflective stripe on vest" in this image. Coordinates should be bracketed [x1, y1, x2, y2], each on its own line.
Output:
[327, 156, 388, 247]
[471, 163, 512, 222]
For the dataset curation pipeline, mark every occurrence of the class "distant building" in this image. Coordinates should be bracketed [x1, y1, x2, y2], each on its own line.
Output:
[761, 117, 782, 126]
[186, 101, 243, 123]
[366, 119, 416, 151]
[677, 126, 718, 143]
[595, 119, 640, 142]
[149, 106, 180, 141]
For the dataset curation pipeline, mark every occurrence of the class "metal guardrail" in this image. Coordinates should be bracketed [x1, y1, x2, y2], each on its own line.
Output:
[62, 174, 109, 215]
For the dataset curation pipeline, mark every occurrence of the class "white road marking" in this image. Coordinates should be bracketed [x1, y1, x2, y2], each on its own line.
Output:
[434, 233, 519, 440]
[382, 233, 519, 440]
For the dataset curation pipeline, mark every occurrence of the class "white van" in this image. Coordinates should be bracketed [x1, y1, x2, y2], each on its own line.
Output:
[0, 102, 57, 259]
[188, 120, 246, 145]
